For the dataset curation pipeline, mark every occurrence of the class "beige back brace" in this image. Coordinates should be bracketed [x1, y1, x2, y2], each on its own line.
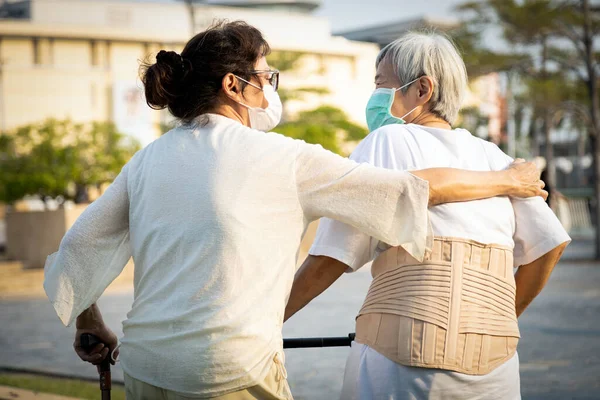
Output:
[355, 237, 520, 375]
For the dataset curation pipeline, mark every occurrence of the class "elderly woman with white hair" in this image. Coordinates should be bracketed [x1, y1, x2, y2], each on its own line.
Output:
[284, 32, 570, 399]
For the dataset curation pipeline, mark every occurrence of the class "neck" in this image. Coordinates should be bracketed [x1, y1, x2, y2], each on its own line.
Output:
[211, 104, 250, 128]
[410, 110, 451, 130]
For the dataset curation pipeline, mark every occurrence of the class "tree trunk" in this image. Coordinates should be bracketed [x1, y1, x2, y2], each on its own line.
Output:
[540, 36, 556, 188]
[544, 111, 556, 188]
[529, 109, 540, 157]
[506, 72, 517, 158]
[581, 0, 600, 258]
[185, 0, 196, 36]
[74, 183, 89, 204]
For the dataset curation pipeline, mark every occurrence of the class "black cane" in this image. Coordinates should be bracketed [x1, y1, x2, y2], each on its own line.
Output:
[283, 333, 355, 349]
[80, 333, 112, 400]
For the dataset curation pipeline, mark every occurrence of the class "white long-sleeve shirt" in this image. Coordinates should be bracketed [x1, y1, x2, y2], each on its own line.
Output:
[43, 114, 431, 397]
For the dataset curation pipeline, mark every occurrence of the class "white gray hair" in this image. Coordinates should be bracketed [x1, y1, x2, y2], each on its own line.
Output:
[376, 31, 468, 124]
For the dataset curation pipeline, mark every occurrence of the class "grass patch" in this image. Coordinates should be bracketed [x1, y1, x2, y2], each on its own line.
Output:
[0, 373, 125, 399]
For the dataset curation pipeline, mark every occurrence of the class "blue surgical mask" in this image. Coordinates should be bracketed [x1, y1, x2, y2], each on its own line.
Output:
[365, 77, 420, 132]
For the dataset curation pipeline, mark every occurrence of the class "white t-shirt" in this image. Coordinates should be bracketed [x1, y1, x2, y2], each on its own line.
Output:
[311, 124, 571, 270]
[43, 114, 432, 397]
[309, 124, 571, 400]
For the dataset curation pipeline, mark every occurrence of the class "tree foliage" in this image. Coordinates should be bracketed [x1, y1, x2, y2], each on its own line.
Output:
[277, 106, 368, 154]
[455, 0, 599, 159]
[0, 119, 140, 205]
[456, 0, 600, 257]
[267, 52, 367, 153]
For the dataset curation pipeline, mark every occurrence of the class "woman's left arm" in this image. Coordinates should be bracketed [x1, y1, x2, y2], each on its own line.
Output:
[296, 142, 547, 263]
[514, 242, 569, 317]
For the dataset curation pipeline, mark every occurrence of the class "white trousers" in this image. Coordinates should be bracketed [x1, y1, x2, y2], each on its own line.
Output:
[340, 342, 521, 400]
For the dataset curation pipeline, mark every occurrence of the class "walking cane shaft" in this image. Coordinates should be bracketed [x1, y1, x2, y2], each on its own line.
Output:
[283, 333, 355, 349]
[80, 333, 112, 400]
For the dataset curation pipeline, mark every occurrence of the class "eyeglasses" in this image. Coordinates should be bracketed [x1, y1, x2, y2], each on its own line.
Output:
[250, 69, 280, 91]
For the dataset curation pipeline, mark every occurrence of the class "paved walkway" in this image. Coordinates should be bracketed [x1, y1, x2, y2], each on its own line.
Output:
[1, 259, 599, 399]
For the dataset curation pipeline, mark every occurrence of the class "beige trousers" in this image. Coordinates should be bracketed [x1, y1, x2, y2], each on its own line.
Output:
[124, 359, 293, 400]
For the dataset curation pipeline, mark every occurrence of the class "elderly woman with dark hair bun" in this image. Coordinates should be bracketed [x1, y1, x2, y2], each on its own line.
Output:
[44, 22, 545, 399]
[285, 32, 569, 400]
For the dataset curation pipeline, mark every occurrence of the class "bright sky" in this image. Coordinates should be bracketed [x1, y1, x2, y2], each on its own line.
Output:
[313, 0, 468, 32]
[105, 0, 469, 33]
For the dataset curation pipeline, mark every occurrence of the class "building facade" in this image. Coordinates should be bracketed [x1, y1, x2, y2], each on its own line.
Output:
[0, 0, 380, 145]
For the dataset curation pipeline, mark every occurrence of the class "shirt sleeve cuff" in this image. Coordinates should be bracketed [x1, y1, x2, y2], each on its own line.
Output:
[514, 233, 572, 267]
[309, 245, 363, 273]
[44, 251, 81, 327]
[396, 172, 433, 262]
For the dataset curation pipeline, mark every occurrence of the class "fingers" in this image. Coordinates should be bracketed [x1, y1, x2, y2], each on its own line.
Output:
[537, 180, 548, 200]
[92, 347, 110, 365]
[75, 346, 108, 364]
[74, 327, 119, 366]
[532, 181, 548, 200]
[514, 158, 526, 164]
[89, 343, 105, 356]
[75, 345, 107, 364]
[73, 337, 111, 365]
[79, 346, 110, 365]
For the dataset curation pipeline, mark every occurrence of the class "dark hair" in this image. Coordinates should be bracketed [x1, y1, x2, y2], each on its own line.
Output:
[141, 20, 271, 123]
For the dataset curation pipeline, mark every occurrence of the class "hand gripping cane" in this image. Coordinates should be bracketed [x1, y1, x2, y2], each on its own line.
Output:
[80, 333, 112, 400]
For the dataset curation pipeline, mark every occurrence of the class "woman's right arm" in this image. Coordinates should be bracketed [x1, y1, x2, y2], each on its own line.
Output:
[44, 162, 133, 327]
[295, 143, 546, 261]
[411, 160, 547, 206]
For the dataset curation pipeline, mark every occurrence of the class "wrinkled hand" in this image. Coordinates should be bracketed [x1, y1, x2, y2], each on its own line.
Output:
[74, 325, 119, 366]
[506, 159, 548, 200]
[74, 304, 119, 366]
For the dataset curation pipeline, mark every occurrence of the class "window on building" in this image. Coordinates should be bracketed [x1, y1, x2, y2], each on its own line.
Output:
[91, 41, 98, 66]
[105, 42, 111, 68]
[33, 38, 40, 65]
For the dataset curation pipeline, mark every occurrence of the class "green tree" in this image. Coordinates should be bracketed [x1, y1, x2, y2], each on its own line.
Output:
[267, 51, 368, 154]
[0, 119, 140, 206]
[277, 106, 368, 154]
[457, 0, 565, 185]
[267, 51, 331, 107]
[456, 0, 600, 257]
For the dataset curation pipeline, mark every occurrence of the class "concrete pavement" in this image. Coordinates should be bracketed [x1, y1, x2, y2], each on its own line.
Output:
[0, 260, 599, 399]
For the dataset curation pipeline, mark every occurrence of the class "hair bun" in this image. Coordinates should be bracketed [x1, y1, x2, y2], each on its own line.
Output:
[142, 50, 192, 110]
[141, 20, 270, 123]
[156, 50, 182, 67]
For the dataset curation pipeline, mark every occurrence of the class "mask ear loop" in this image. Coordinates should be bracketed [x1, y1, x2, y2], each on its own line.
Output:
[393, 76, 422, 121]
[233, 75, 268, 110]
[400, 106, 419, 120]
[234, 75, 263, 92]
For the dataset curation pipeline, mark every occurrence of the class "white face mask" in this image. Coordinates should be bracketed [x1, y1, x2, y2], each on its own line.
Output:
[235, 77, 283, 132]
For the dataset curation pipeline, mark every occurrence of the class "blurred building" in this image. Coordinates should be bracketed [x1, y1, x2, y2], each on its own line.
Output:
[0, 0, 379, 145]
